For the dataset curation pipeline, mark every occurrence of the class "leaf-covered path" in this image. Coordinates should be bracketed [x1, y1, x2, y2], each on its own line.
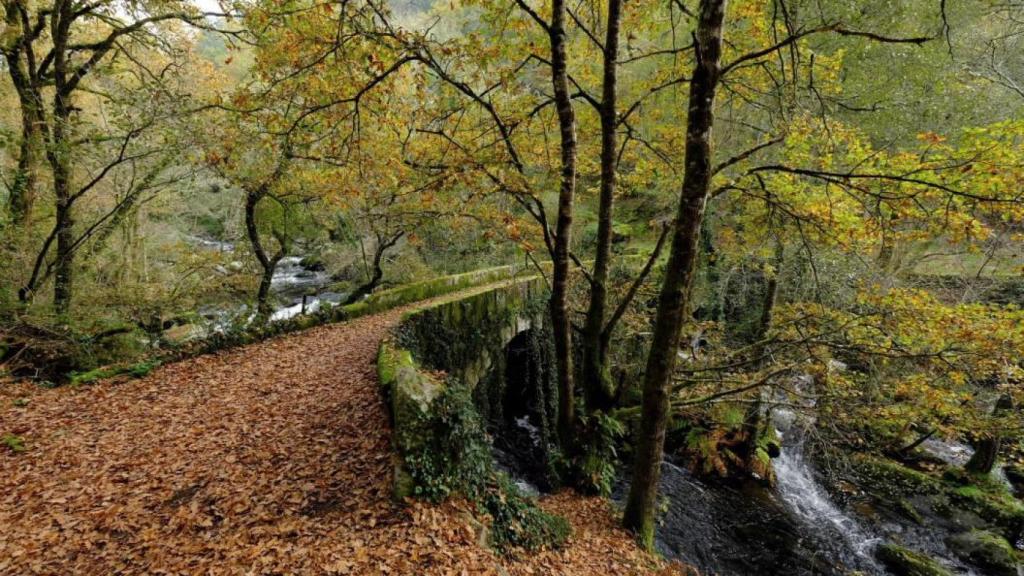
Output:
[1, 295, 685, 575]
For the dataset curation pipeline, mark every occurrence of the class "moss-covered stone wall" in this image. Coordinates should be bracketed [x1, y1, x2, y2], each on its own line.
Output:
[396, 276, 548, 388]
[377, 275, 569, 552]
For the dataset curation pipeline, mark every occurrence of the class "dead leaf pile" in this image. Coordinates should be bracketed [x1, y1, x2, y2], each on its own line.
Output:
[1, 292, 691, 575]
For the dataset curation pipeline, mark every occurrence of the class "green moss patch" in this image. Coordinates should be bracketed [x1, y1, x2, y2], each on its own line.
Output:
[876, 543, 954, 576]
[2, 433, 26, 453]
[851, 454, 942, 499]
[946, 530, 1021, 576]
[946, 483, 1024, 537]
[68, 360, 160, 385]
[852, 454, 1024, 538]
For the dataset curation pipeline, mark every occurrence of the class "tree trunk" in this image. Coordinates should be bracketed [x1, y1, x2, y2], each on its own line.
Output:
[244, 189, 283, 322]
[582, 0, 624, 413]
[49, 103, 74, 315]
[623, 0, 728, 550]
[8, 107, 40, 225]
[548, 0, 579, 447]
[2, 1, 43, 227]
[255, 260, 276, 320]
[343, 265, 383, 306]
[756, 238, 784, 348]
[966, 394, 1014, 475]
[52, 177, 74, 316]
[342, 232, 403, 305]
[47, 0, 75, 316]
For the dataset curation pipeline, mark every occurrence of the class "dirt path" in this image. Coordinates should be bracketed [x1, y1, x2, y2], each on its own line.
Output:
[1, 293, 683, 575]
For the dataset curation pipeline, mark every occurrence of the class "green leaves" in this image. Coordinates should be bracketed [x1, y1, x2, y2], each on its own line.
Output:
[1, 433, 26, 454]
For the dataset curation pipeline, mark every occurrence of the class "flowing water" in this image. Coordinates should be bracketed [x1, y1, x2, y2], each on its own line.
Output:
[188, 237, 341, 327]
[645, 379, 1002, 575]
[482, 367, 894, 574]
[267, 256, 337, 321]
[645, 410, 887, 575]
[772, 403, 884, 574]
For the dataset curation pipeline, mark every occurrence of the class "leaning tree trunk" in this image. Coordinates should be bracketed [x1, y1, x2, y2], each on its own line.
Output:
[582, 0, 624, 413]
[244, 189, 283, 323]
[623, 0, 728, 550]
[255, 260, 277, 320]
[342, 231, 404, 305]
[548, 0, 579, 447]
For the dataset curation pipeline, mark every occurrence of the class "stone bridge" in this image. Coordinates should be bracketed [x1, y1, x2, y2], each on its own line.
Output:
[377, 275, 559, 499]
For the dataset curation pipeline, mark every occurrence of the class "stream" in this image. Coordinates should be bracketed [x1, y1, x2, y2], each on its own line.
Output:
[189, 237, 342, 328]
[485, 365, 903, 574]
[641, 386, 886, 576]
[266, 256, 338, 321]
[639, 386, 1014, 575]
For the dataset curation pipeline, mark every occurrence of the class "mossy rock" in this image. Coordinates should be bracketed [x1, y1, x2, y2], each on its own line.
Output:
[298, 255, 325, 271]
[946, 530, 1021, 576]
[1004, 465, 1024, 492]
[895, 498, 925, 525]
[875, 543, 954, 576]
[946, 483, 1024, 539]
[851, 454, 942, 499]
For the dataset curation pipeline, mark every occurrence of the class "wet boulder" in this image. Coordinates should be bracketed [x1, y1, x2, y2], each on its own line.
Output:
[945, 530, 1021, 576]
[299, 255, 326, 272]
[876, 543, 954, 576]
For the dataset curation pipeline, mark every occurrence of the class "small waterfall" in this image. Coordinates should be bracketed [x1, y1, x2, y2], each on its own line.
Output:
[771, 380, 883, 573]
[192, 252, 339, 331]
[774, 424, 883, 566]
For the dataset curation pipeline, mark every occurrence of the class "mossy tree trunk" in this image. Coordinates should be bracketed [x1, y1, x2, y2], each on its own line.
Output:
[623, 0, 728, 550]
[966, 394, 1014, 475]
[754, 236, 784, 361]
[49, 16, 76, 316]
[1, 0, 46, 227]
[547, 0, 579, 448]
[245, 188, 285, 323]
[8, 96, 42, 225]
[581, 0, 624, 414]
